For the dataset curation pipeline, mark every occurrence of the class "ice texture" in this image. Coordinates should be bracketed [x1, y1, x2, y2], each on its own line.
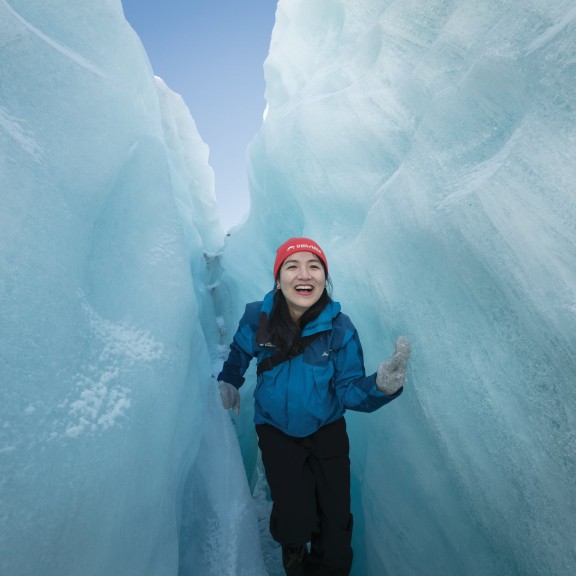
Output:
[224, 1, 576, 575]
[0, 2, 264, 575]
[2, 1, 576, 576]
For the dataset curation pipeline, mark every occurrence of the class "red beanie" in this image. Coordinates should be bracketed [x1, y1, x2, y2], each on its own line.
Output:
[273, 237, 328, 279]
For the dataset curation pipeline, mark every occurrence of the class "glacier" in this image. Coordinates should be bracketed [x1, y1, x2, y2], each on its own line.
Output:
[0, 1, 263, 575]
[1, 1, 575, 576]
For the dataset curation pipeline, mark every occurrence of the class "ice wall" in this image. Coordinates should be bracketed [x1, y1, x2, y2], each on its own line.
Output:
[0, 2, 264, 575]
[225, 1, 576, 575]
[3, 1, 575, 575]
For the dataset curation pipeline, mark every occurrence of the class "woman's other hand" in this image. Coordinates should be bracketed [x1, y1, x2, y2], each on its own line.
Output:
[219, 381, 240, 415]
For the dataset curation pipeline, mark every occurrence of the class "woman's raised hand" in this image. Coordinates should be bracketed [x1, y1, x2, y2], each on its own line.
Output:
[376, 336, 411, 396]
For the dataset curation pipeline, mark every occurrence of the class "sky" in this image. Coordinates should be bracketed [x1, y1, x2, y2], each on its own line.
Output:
[121, 0, 279, 231]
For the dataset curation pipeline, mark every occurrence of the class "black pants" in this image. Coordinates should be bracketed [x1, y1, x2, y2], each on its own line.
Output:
[256, 418, 353, 576]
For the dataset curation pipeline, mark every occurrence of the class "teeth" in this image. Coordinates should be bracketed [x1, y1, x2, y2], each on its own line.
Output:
[295, 285, 313, 291]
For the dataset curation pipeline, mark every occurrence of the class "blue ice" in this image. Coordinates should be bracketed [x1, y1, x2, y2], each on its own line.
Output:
[1, 1, 575, 575]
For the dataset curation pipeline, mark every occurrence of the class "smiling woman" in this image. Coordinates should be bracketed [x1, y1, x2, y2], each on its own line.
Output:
[274, 239, 328, 321]
[277, 251, 325, 321]
[217, 236, 411, 575]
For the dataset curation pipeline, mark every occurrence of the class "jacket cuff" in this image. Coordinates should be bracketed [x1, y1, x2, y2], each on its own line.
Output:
[216, 370, 244, 388]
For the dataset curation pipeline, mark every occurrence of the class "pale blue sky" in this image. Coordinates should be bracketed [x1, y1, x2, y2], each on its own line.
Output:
[121, 0, 278, 230]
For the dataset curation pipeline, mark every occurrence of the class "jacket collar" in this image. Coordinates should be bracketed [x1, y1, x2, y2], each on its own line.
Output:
[257, 290, 341, 344]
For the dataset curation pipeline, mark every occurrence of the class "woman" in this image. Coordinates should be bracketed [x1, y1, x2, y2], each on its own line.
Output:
[218, 237, 410, 576]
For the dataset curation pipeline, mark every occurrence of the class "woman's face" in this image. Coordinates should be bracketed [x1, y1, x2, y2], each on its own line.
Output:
[277, 251, 326, 321]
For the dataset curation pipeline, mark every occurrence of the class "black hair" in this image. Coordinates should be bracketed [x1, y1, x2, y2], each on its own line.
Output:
[268, 262, 332, 355]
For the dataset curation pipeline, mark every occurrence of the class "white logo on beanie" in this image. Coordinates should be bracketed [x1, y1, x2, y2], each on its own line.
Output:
[287, 243, 322, 254]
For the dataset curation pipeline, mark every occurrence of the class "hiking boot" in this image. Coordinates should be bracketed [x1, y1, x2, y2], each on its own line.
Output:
[282, 543, 308, 568]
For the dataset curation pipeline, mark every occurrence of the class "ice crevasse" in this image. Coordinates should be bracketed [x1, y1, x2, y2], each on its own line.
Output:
[1, 1, 575, 576]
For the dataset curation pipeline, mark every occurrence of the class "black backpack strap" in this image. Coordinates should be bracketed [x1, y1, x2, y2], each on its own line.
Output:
[257, 332, 323, 375]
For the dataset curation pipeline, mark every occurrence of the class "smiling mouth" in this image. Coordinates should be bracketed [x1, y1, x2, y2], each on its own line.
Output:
[294, 285, 314, 294]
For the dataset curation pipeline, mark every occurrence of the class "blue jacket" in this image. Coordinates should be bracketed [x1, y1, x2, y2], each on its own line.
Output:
[218, 290, 402, 437]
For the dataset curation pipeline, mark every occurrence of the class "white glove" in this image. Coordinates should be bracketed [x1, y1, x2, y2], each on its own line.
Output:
[219, 381, 240, 415]
[376, 336, 411, 396]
